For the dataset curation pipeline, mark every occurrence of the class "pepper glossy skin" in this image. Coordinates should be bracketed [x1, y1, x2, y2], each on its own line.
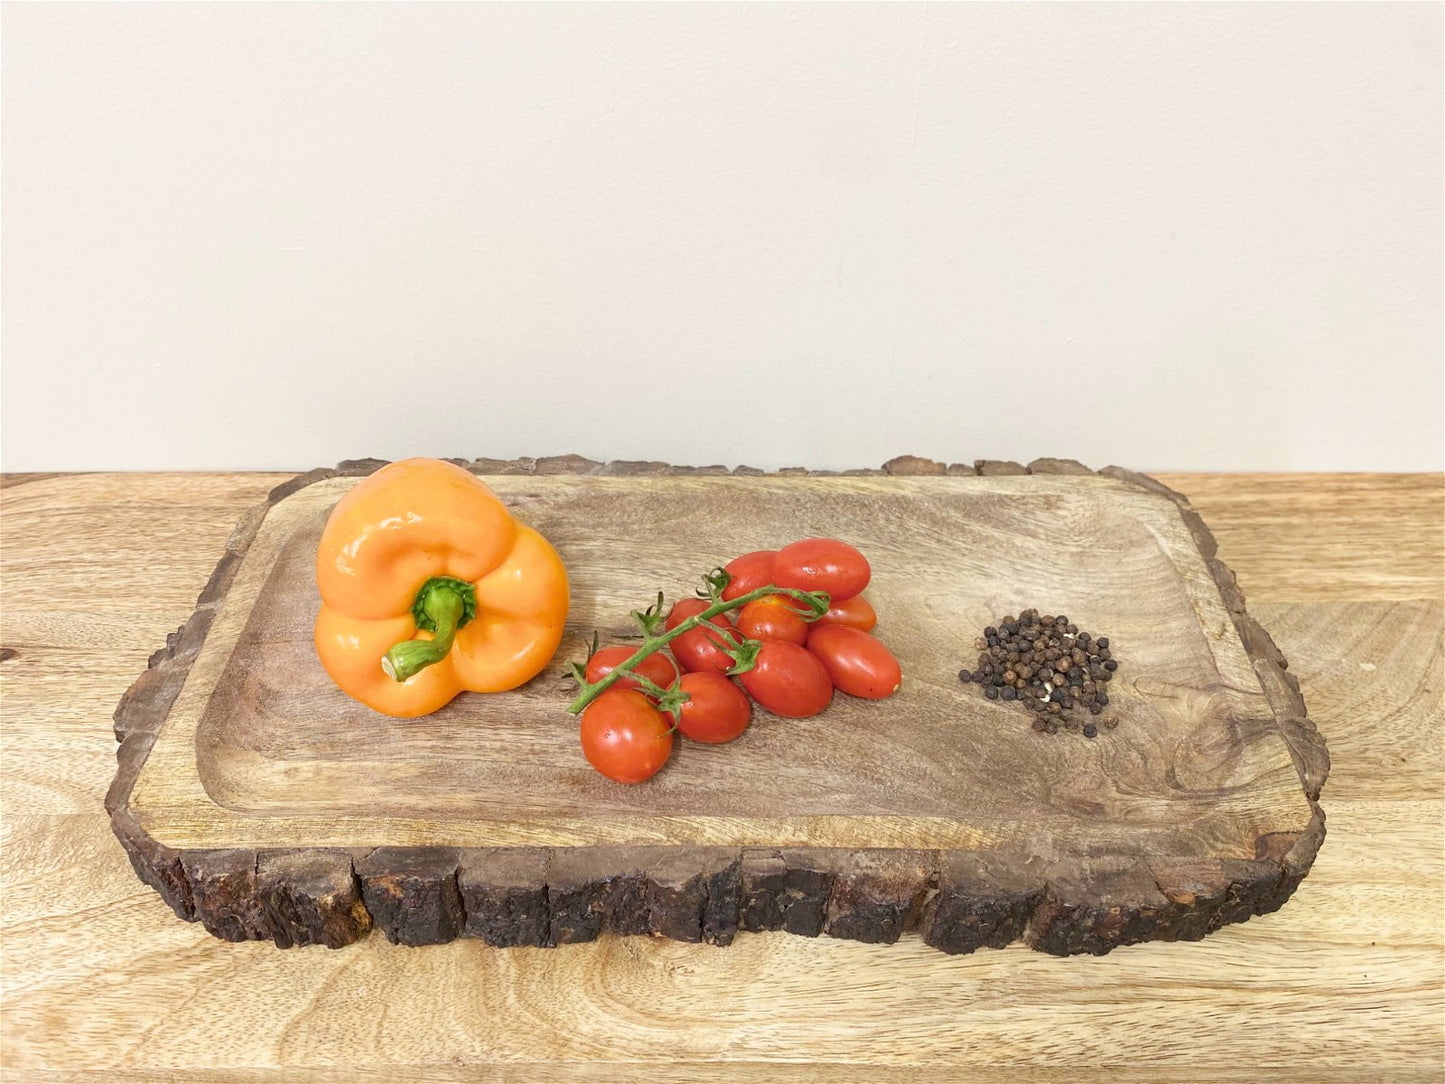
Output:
[314, 458, 569, 717]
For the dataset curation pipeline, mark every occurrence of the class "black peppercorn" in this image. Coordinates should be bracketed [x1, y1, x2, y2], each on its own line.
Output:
[962, 610, 1120, 738]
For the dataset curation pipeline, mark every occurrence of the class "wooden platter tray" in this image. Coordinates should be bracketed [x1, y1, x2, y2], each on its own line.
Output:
[107, 457, 1328, 955]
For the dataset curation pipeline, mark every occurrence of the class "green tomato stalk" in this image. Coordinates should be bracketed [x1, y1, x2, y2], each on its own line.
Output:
[566, 569, 829, 716]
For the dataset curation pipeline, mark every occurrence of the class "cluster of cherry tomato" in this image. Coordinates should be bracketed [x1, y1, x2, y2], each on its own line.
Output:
[575, 538, 903, 784]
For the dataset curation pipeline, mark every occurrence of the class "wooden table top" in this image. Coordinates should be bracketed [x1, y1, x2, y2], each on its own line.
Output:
[2, 470, 1441, 1083]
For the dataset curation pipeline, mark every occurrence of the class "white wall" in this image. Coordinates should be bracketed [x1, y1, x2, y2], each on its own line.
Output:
[3, 3, 1440, 472]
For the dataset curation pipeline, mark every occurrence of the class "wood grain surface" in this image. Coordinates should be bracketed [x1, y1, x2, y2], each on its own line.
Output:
[1, 468, 1441, 1081]
[149, 474, 1306, 841]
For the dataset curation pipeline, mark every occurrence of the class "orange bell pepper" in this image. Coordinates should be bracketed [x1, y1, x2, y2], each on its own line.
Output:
[314, 458, 569, 717]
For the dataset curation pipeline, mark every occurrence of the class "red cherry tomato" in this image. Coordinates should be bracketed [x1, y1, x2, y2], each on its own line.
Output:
[735, 595, 810, 646]
[806, 625, 901, 699]
[813, 594, 878, 632]
[666, 598, 743, 675]
[579, 689, 674, 783]
[721, 550, 778, 602]
[671, 672, 751, 744]
[584, 644, 679, 696]
[738, 641, 833, 718]
[663, 596, 738, 628]
[772, 538, 870, 602]
[664, 597, 711, 631]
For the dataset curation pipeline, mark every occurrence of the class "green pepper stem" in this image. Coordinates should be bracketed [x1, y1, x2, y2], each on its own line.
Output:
[382, 582, 468, 682]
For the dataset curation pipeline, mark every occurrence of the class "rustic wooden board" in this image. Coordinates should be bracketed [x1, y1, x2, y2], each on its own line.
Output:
[107, 457, 1327, 954]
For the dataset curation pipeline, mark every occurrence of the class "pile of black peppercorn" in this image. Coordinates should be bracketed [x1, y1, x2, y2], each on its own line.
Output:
[959, 609, 1118, 737]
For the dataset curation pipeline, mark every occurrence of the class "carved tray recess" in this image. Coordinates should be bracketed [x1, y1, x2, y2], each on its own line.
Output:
[107, 456, 1327, 954]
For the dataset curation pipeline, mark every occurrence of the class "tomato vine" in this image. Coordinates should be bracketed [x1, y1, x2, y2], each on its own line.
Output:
[566, 569, 829, 716]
